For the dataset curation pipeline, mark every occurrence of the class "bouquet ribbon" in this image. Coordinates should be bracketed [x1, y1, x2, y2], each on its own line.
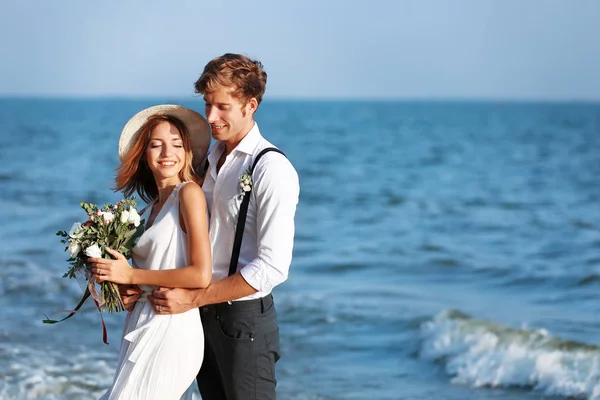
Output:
[42, 279, 110, 345]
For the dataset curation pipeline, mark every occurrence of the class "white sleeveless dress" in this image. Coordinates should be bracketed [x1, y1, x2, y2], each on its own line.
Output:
[100, 183, 204, 400]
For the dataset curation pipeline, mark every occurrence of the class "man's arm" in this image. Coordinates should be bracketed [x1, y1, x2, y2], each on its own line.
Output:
[148, 272, 256, 314]
[238, 153, 300, 293]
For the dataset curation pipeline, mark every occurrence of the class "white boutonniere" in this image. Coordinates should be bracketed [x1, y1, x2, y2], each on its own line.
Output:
[240, 169, 253, 193]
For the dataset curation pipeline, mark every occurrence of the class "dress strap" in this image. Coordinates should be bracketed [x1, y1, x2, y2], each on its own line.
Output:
[172, 182, 191, 202]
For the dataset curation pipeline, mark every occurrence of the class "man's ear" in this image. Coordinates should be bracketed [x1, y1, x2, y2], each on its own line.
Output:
[248, 97, 258, 115]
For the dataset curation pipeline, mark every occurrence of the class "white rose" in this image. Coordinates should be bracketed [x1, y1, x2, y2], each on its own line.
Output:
[67, 240, 81, 257]
[103, 211, 115, 223]
[127, 208, 141, 227]
[120, 210, 130, 224]
[69, 222, 84, 239]
[84, 243, 102, 258]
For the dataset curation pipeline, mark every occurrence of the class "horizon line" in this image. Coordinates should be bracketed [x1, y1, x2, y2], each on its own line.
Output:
[0, 94, 599, 104]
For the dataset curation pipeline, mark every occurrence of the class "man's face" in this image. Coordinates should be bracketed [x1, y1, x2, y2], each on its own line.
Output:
[203, 86, 257, 146]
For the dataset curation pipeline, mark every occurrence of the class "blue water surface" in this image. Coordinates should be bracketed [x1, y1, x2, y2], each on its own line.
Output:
[0, 98, 599, 399]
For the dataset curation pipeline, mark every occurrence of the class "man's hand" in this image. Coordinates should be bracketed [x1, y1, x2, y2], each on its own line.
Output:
[147, 273, 257, 314]
[148, 287, 202, 315]
[119, 284, 142, 312]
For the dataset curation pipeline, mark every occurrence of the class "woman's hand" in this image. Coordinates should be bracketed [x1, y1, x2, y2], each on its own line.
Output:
[119, 284, 143, 312]
[89, 248, 134, 285]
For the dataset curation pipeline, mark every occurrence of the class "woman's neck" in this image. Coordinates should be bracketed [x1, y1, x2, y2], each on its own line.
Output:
[155, 181, 180, 206]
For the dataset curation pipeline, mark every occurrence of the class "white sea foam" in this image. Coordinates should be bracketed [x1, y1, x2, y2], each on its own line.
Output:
[0, 342, 202, 400]
[420, 310, 600, 399]
[0, 341, 116, 400]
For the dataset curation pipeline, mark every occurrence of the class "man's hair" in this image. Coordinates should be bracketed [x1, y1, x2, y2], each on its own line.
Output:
[194, 53, 267, 106]
[114, 115, 198, 203]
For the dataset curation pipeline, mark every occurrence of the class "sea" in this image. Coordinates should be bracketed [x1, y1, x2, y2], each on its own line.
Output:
[0, 98, 599, 400]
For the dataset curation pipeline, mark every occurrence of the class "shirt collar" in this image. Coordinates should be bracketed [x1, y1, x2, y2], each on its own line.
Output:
[234, 122, 261, 155]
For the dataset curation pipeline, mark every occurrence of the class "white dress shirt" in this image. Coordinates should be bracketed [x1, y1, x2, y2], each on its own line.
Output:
[202, 123, 300, 301]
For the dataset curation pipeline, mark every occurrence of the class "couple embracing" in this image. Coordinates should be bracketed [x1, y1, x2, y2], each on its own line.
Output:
[88, 53, 300, 399]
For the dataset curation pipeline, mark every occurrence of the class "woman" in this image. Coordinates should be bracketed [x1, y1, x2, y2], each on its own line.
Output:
[89, 105, 212, 400]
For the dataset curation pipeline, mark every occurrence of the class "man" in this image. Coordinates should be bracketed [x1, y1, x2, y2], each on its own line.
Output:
[123, 53, 300, 399]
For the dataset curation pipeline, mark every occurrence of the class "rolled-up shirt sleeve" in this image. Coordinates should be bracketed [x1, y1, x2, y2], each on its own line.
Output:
[239, 154, 300, 293]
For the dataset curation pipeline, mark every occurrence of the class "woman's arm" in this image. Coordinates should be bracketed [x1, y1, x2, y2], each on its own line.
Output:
[91, 183, 212, 288]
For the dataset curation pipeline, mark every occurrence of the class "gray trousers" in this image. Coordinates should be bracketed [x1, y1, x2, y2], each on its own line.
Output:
[196, 294, 281, 400]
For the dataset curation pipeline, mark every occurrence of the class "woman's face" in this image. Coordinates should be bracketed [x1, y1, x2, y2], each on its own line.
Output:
[145, 121, 186, 185]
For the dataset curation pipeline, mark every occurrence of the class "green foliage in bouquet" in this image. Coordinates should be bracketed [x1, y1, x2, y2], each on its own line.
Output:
[46, 197, 145, 325]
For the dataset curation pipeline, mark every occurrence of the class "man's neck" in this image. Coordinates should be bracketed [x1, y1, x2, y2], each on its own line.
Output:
[222, 121, 255, 155]
[216, 150, 227, 174]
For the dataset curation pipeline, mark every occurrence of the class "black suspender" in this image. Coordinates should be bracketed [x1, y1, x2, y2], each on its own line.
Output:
[228, 147, 286, 276]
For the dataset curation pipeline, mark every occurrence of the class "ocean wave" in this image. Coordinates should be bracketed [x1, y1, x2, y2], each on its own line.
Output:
[420, 309, 600, 399]
[0, 343, 114, 400]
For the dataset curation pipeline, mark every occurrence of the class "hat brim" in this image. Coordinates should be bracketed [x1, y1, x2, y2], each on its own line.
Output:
[119, 104, 211, 175]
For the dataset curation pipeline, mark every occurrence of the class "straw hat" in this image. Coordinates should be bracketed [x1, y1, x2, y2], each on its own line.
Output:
[119, 104, 211, 174]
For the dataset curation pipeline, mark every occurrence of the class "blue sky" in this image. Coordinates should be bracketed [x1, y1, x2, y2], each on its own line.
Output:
[1, 0, 599, 100]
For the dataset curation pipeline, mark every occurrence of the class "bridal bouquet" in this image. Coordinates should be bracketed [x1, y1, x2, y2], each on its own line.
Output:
[44, 198, 145, 338]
